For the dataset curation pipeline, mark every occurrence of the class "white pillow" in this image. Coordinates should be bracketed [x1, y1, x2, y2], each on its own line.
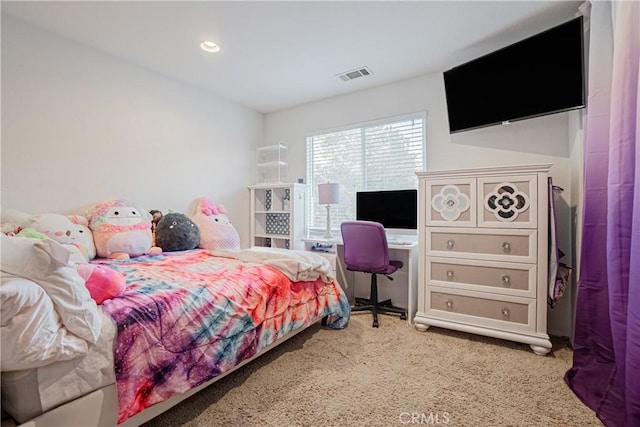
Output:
[0, 235, 101, 343]
[1, 275, 89, 371]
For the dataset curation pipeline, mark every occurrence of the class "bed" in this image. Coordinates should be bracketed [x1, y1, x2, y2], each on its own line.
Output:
[0, 238, 350, 427]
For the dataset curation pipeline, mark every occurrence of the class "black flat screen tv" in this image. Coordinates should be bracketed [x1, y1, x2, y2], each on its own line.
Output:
[356, 189, 417, 231]
[444, 16, 585, 134]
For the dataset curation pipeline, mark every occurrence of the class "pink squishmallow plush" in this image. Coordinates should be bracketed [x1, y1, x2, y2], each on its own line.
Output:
[86, 199, 162, 260]
[76, 263, 126, 304]
[190, 197, 240, 251]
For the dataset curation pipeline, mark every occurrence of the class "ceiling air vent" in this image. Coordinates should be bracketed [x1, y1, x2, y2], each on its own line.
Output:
[337, 67, 373, 82]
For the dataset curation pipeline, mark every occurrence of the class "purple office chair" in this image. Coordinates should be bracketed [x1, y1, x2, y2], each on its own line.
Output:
[341, 221, 407, 328]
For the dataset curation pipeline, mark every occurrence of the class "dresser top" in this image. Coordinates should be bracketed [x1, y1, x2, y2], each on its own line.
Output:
[415, 163, 552, 178]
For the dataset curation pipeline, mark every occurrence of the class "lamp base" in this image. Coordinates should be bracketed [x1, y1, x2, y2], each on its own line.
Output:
[324, 204, 333, 239]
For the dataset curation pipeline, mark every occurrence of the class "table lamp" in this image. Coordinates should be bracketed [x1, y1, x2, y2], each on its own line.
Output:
[318, 183, 340, 238]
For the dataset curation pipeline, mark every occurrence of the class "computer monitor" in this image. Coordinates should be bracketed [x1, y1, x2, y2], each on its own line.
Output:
[356, 189, 418, 237]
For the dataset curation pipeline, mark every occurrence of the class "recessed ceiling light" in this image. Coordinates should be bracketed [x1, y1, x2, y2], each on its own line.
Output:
[200, 41, 220, 53]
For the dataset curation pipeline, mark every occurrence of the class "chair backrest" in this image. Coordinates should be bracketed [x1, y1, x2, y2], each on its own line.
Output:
[340, 221, 390, 273]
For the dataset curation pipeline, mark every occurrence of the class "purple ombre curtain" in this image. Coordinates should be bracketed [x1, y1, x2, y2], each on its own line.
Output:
[564, 1, 640, 426]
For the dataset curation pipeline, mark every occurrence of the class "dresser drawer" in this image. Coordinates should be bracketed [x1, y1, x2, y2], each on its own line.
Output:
[427, 257, 536, 298]
[426, 227, 537, 263]
[427, 287, 535, 332]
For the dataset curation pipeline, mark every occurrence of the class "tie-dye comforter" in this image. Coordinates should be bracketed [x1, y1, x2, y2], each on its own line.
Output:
[100, 249, 350, 423]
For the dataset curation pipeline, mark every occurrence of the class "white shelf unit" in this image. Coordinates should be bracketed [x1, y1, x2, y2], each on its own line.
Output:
[256, 142, 288, 184]
[249, 183, 306, 250]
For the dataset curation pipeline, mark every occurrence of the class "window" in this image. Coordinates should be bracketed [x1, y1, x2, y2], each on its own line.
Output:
[306, 114, 425, 234]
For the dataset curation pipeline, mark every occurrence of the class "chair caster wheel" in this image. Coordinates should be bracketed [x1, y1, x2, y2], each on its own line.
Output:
[373, 320, 379, 328]
[401, 313, 407, 321]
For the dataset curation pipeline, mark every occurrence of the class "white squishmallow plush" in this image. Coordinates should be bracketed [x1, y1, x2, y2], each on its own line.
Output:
[86, 199, 161, 259]
[26, 213, 96, 263]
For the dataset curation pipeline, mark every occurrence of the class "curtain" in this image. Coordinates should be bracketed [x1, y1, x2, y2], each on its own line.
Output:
[564, 1, 640, 426]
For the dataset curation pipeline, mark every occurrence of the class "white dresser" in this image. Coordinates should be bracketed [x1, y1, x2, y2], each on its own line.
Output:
[414, 164, 552, 355]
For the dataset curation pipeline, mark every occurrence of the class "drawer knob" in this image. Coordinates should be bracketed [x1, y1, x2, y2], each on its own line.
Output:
[501, 275, 511, 287]
[502, 242, 511, 253]
[445, 300, 454, 310]
[446, 270, 454, 280]
[447, 240, 455, 250]
[501, 307, 510, 319]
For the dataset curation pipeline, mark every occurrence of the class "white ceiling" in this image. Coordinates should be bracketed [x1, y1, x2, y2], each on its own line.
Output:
[1, 1, 582, 114]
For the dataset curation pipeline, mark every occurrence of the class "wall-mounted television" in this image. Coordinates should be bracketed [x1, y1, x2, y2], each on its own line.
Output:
[356, 189, 417, 235]
[444, 16, 585, 134]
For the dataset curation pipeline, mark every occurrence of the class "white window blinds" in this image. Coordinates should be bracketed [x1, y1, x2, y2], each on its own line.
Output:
[306, 115, 425, 234]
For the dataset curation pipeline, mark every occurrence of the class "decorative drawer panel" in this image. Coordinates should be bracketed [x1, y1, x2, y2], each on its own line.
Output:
[427, 257, 536, 297]
[265, 213, 290, 235]
[426, 228, 537, 263]
[424, 178, 476, 227]
[428, 287, 535, 332]
[477, 175, 537, 228]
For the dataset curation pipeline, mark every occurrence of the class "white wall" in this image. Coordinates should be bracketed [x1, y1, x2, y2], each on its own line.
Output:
[265, 72, 582, 337]
[1, 14, 582, 336]
[1, 16, 263, 246]
[566, 111, 584, 344]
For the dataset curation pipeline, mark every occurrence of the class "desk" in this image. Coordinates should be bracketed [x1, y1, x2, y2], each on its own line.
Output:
[302, 237, 418, 326]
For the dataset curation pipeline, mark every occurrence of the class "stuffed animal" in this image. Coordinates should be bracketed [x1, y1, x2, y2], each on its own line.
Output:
[1, 222, 22, 236]
[76, 264, 126, 304]
[190, 197, 240, 251]
[26, 213, 96, 263]
[15, 228, 47, 239]
[155, 212, 201, 252]
[149, 210, 163, 246]
[3, 210, 126, 303]
[86, 199, 162, 260]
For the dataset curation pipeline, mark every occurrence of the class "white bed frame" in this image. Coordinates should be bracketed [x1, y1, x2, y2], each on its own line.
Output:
[16, 319, 322, 427]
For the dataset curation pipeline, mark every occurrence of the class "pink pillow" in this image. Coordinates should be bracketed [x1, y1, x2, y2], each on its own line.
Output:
[76, 264, 126, 304]
[190, 198, 240, 251]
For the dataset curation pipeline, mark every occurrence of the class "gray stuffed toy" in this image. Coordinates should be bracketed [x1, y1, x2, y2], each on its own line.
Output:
[155, 213, 201, 252]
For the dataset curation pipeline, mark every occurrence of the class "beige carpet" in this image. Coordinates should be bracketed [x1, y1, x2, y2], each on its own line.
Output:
[143, 314, 602, 427]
